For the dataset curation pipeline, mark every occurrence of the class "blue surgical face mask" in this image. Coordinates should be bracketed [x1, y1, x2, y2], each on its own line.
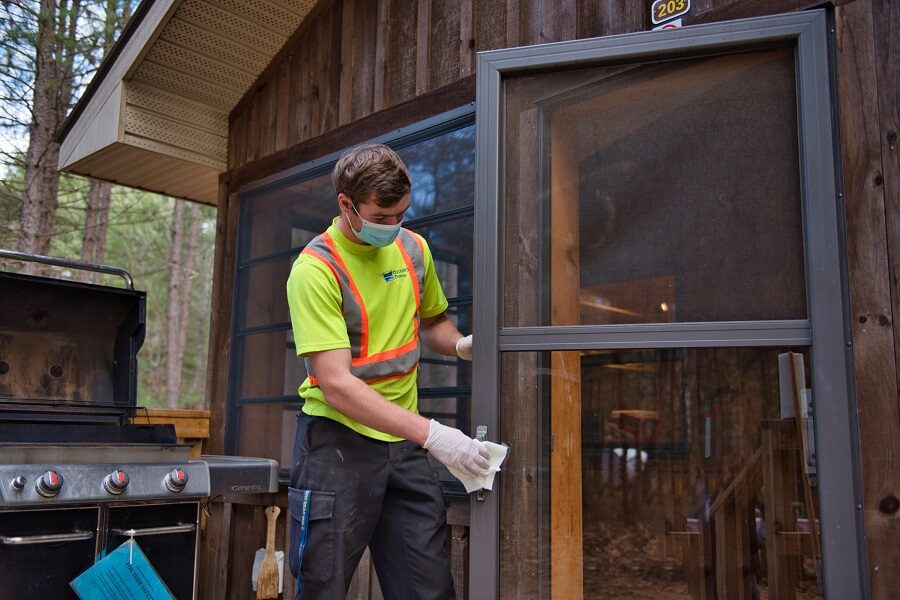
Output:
[347, 201, 403, 247]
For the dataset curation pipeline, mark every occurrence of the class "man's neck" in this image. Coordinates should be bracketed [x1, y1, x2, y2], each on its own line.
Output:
[336, 213, 367, 245]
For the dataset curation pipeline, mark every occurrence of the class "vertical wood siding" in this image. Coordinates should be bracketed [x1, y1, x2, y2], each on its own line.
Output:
[210, 1, 900, 598]
[228, 0, 669, 171]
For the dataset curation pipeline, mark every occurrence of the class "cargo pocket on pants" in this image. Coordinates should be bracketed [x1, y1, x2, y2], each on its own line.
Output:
[288, 487, 335, 583]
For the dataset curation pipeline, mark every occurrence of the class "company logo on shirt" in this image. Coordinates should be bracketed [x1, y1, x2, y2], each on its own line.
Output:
[382, 267, 409, 282]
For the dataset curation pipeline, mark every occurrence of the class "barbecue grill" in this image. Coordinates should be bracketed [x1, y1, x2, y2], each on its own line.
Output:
[0, 250, 278, 599]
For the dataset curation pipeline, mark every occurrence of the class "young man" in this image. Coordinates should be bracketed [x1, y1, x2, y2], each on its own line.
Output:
[285, 144, 488, 599]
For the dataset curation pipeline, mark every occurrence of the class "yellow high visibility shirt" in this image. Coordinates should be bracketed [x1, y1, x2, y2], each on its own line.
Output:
[286, 218, 448, 441]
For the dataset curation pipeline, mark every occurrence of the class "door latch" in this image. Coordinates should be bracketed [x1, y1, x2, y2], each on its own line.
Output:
[475, 425, 487, 502]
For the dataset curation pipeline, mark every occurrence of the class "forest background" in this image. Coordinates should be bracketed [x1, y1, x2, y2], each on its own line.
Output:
[1, 1, 215, 409]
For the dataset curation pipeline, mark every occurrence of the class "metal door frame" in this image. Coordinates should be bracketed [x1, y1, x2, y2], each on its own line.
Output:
[470, 9, 867, 599]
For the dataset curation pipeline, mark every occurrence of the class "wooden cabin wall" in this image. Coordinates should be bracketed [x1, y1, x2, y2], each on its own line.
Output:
[203, 0, 900, 598]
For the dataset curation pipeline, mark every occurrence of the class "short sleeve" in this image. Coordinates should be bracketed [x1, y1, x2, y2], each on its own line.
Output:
[286, 254, 351, 356]
[417, 235, 450, 319]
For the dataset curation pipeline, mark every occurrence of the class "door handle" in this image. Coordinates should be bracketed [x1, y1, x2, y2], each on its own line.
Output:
[110, 523, 196, 537]
[0, 531, 95, 545]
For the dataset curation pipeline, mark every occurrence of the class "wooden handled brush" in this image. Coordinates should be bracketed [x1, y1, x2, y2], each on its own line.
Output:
[257, 505, 281, 599]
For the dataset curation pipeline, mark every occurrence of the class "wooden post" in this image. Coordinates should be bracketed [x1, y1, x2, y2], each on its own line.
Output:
[709, 448, 762, 600]
[549, 116, 583, 600]
[498, 105, 542, 597]
[762, 420, 800, 600]
[787, 352, 821, 567]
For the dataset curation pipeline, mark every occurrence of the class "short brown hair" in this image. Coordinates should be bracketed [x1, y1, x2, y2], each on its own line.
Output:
[332, 144, 411, 207]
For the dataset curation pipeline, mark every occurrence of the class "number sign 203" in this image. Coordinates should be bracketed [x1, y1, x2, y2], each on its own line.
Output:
[651, 0, 690, 25]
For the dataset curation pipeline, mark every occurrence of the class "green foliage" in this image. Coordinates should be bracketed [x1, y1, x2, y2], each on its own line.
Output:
[2, 167, 217, 409]
[1, 1, 213, 410]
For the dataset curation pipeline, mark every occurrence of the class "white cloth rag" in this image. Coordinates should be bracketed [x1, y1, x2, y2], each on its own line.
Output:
[447, 441, 509, 493]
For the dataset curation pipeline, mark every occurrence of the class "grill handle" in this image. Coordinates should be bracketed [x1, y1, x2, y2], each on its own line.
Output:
[0, 248, 134, 289]
[0, 531, 95, 545]
[110, 523, 196, 537]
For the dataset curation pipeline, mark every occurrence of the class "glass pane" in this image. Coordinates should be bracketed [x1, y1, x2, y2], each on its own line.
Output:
[239, 331, 303, 398]
[397, 124, 476, 220]
[499, 348, 823, 599]
[240, 171, 334, 261]
[418, 394, 469, 431]
[418, 305, 472, 388]
[237, 256, 293, 329]
[503, 47, 807, 326]
[238, 404, 300, 467]
[407, 215, 473, 298]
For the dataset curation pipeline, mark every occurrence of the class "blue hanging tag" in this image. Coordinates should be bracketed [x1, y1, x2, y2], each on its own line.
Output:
[70, 538, 175, 600]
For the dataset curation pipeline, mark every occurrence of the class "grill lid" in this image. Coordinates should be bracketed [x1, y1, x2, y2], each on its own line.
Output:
[0, 256, 146, 423]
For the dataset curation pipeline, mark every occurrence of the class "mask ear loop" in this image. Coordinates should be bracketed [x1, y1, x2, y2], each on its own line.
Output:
[345, 197, 365, 235]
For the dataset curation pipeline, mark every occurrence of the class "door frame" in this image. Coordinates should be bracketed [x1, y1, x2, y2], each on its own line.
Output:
[470, 9, 867, 599]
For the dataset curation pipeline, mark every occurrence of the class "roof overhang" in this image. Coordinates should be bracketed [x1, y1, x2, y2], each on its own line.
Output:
[58, 0, 316, 205]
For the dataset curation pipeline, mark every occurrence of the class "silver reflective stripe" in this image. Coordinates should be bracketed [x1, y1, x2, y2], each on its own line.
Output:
[304, 234, 365, 356]
[351, 344, 421, 381]
[396, 229, 425, 292]
[306, 346, 420, 383]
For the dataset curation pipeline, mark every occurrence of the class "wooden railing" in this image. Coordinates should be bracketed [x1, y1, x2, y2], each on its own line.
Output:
[130, 408, 211, 457]
[666, 420, 820, 600]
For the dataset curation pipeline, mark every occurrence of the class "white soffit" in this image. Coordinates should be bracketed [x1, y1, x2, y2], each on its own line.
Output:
[59, 0, 317, 205]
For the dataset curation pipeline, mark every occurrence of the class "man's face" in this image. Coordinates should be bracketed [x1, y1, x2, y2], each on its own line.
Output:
[339, 191, 410, 228]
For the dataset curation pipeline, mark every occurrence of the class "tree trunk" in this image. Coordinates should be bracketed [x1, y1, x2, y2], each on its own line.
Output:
[176, 204, 201, 405]
[79, 179, 112, 281]
[77, 1, 126, 281]
[165, 201, 185, 408]
[19, 0, 61, 268]
[18, 0, 82, 272]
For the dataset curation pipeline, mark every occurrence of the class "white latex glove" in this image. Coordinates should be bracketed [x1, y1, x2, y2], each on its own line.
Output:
[423, 419, 491, 478]
[455, 334, 473, 361]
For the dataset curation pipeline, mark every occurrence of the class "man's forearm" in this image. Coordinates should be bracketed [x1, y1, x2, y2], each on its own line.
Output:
[420, 313, 463, 357]
[319, 373, 431, 444]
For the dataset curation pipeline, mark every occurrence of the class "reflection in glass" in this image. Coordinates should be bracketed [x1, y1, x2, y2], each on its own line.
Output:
[239, 330, 302, 398]
[407, 216, 474, 298]
[237, 257, 293, 329]
[503, 47, 807, 326]
[240, 172, 334, 261]
[500, 348, 823, 599]
[398, 125, 476, 220]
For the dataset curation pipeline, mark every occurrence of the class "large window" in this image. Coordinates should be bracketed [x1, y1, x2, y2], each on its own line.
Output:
[226, 107, 476, 491]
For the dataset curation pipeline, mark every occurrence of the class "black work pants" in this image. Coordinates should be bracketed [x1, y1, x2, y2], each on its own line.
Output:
[288, 414, 455, 600]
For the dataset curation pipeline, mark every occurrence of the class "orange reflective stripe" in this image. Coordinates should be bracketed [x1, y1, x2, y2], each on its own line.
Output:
[322, 232, 369, 358]
[351, 337, 418, 366]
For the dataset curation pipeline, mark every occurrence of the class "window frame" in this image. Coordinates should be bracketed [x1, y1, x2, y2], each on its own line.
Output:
[225, 105, 478, 484]
[470, 9, 866, 599]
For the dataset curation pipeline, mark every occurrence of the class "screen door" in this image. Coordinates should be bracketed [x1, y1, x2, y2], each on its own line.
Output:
[470, 10, 866, 600]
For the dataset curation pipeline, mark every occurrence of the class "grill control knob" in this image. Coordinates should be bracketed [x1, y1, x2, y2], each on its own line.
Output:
[165, 468, 188, 493]
[103, 469, 130, 495]
[35, 470, 63, 497]
[11, 476, 26, 492]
